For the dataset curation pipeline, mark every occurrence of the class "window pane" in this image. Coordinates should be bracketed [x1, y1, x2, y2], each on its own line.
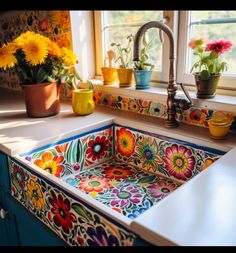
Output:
[188, 11, 236, 75]
[103, 11, 163, 71]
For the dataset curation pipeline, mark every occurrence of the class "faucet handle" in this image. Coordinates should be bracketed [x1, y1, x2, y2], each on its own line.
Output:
[179, 83, 192, 106]
[159, 17, 169, 43]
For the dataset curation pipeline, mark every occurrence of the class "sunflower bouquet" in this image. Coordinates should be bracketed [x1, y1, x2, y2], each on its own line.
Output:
[0, 31, 82, 89]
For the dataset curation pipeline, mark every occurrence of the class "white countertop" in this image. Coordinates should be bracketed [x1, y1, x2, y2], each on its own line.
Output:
[1, 88, 236, 246]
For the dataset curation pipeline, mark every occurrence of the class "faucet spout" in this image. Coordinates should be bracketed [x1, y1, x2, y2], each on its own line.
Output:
[133, 21, 192, 128]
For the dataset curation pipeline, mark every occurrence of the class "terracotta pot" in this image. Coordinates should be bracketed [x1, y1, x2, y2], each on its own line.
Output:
[21, 81, 60, 117]
[117, 68, 133, 87]
[194, 74, 220, 99]
[101, 67, 118, 85]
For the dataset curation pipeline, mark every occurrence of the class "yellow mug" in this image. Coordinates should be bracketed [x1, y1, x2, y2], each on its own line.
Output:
[72, 89, 95, 115]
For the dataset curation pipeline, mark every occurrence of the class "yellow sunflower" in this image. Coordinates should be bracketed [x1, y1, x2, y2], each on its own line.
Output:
[22, 34, 49, 65]
[47, 40, 61, 58]
[61, 47, 78, 66]
[0, 43, 17, 70]
[27, 179, 45, 210]
[14, 31, 37, 48]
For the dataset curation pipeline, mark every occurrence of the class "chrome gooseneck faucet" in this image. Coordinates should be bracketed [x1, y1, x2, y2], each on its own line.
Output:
[133, 21, 192, 128]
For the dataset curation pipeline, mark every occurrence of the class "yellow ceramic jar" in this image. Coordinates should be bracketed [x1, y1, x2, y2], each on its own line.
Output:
[72, 89, 95, 116]
[208, 118, 231, 139]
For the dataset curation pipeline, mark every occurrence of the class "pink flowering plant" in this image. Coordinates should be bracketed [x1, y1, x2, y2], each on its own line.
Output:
[188, 38, 233, 80]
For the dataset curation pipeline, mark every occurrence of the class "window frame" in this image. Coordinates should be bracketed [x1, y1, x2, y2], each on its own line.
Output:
[93, 10, 178, 84]
[177, 10, 236, 92]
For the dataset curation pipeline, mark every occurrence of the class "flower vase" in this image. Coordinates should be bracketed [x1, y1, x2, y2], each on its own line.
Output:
[21, 81, 61, 117]
[194, 74, 221, 99]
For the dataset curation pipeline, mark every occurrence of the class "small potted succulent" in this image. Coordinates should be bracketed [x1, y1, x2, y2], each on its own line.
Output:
[111, 34, 134, 87]
[133, 31, 154, 90]
[188, 38, 233, 99]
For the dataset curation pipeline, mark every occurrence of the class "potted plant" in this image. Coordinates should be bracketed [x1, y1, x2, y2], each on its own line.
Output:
[188, 38, 233, 99]
[0, 31, 82, 117]
[133, 31, 154, 90]
[101, 50, 118, 85]
[111, 34, 134, 87]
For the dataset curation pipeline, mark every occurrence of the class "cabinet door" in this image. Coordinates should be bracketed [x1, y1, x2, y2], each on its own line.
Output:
[0, 190, 20, 246]
[0, 151, 11, 193]
[8, 195, 67, 246]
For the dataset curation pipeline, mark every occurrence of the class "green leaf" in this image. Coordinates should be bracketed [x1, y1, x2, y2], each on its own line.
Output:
[67, 140, 79, 164]
[72, 203, 91, 221]
[200, 69, 210, 80]
[35, 68, 47, 83]
[138, 175, 157, 184]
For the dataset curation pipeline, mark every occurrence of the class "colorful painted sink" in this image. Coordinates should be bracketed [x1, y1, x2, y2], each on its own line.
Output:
[8, 122, 225, 246]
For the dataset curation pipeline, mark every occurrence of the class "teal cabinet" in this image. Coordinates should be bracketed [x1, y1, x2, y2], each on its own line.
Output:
[0, 151, 66, 246]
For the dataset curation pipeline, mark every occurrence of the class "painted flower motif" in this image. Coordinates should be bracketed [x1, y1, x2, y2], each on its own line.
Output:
[147, 180, 178, 199]
[93, 91, 102, 104]
[27, 179, 45, 210]
[128, 99, 140, 113]
[78, 176, 112, 193]
[25, 156, 32, 162]
[102, 94, 113, 107]
[48, 190, 76, 234]
[110, 185, 143, 208]
[136, 137, 162, 171]
[116, 128, 135, 157]
[201, 157, 218, 171]
[163, 144, 196, 181]
[72, 163, 80, 171]
[86, 135, 109, 161]
[55, 143, 69, 153]
[127, 208, 147, 219]
[102, 166, 134, 180]
[12, 164, 26, 190]
[188, 108, 207, 126]
[86, 226, 119, 246]
[121, 99, 129, 111]
[150, 102, 165, 117]
[34, 151, 64, 177]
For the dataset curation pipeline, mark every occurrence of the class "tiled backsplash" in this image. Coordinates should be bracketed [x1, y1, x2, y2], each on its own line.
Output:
[93, 90, 236, 132]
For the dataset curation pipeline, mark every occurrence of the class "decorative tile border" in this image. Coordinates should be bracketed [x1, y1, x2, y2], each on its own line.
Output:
[64, 160, 181, 219]
[114, 124, 225, 183]
[21, 125, 113, 179]
[9, 157, 139, 246]
[93, 91, 236, 132]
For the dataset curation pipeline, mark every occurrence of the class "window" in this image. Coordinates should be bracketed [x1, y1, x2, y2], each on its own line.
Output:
[94, 11, 236, 93]
[177, 11, 236, 91]
[94, 11, 177, 83]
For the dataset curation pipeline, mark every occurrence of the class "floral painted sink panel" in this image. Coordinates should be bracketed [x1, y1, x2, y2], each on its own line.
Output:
[64, 159, 181, 219]
[21, 124, 113, 178]
[9, 158, 138, 246]
[114, 124, 225, 183]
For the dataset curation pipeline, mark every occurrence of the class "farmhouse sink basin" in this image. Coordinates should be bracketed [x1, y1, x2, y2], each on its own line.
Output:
[8, 121, 225, 246]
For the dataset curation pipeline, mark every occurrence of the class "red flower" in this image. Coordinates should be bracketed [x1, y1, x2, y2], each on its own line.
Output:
[102, 166, 134, 180]
[163, 144, 195, 181]
[48, 190, 76, 234]
[205, 40, 233, 55]
[86, 136, 109, 161]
